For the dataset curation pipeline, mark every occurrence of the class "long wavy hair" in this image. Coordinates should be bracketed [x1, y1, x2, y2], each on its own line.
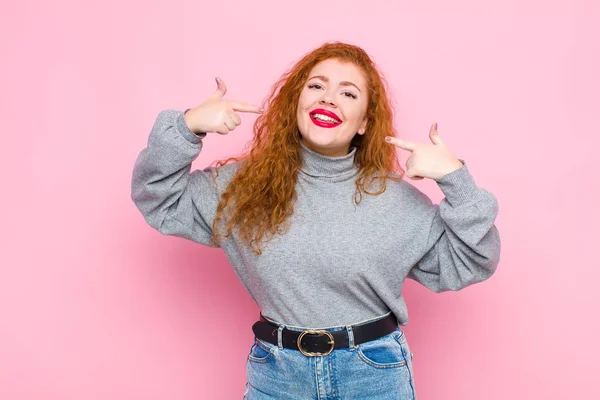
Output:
[209, 42, 404, 254]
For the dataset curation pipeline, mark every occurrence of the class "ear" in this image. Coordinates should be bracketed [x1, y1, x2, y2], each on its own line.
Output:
[357, 118, 368, 135]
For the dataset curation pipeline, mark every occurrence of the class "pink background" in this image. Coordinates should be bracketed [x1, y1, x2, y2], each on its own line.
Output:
[1, 0, 598, 398]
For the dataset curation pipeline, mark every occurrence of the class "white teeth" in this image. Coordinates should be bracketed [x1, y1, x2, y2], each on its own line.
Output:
[312, 113, 340, 123]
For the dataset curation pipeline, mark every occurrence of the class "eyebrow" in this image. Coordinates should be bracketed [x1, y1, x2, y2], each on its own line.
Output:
[308, 75, 361, 92]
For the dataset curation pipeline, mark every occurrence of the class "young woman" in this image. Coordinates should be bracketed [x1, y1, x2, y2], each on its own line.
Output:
[131, 42, 501, 399]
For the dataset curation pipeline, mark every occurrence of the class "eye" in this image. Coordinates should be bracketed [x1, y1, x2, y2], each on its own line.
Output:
[307, 83, 323, 89]
[343, 91, 358, 99]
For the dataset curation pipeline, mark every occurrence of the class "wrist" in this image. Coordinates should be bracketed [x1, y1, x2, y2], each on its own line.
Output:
[183, 109, 206, 136]
[434, 159, 464, 181]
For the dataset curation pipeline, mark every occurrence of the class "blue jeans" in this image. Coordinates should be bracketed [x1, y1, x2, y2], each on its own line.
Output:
[243, 312, 416, 399]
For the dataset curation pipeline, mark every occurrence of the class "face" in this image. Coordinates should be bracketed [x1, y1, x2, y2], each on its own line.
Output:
[296, 58, 369, 157]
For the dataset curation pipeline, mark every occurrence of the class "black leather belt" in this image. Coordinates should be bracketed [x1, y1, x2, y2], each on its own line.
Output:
[251, 312, 398, 357]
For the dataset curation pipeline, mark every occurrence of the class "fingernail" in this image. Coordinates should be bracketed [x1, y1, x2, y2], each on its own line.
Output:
[385, 137, 392, 142]
[434, 122, 438, 129]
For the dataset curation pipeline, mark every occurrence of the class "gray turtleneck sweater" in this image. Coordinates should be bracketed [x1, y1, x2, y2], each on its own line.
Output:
[131, 109, 501, 329]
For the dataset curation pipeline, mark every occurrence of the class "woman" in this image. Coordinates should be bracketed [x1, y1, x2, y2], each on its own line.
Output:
[131, 42, 501, 399]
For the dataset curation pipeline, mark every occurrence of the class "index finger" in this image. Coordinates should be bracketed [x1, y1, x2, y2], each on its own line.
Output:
[385, 136, 418, 152]
[229, 101, 264, 114]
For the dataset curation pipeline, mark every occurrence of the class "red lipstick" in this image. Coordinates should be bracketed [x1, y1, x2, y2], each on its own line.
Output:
[309, 108, 342, 128]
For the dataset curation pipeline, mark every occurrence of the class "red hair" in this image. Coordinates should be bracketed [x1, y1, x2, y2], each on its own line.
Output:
[209, 42, 404, 254]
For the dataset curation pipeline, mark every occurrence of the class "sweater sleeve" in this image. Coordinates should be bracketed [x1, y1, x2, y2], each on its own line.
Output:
[130, 109, 221, 247]
[406, 160, 501, 292]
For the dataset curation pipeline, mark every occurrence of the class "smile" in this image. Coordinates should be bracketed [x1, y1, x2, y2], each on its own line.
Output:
[310, 108, 342, 128]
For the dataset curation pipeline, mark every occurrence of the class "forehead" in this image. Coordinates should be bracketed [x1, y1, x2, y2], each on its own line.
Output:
[308, 58, 367, 88]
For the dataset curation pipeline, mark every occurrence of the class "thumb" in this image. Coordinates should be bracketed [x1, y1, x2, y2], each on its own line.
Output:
[209, 77, 227, 99]
[429, 122, 445, 146]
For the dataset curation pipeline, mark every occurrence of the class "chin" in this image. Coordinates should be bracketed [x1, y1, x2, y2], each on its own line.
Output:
[302, 135, 337, 149]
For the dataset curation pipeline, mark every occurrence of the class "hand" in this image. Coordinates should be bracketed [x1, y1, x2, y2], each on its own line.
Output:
[183, 77, 264, 135]
[385, 123, 464, 181]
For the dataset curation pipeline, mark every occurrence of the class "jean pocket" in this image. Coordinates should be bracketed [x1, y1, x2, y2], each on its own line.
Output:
[247, 338, 275, 363]
[393, 330, 415, 361]
[355, 331, 409, 369]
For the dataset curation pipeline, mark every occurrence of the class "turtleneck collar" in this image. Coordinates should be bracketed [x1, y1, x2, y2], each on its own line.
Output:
[298, 140, 358, 181]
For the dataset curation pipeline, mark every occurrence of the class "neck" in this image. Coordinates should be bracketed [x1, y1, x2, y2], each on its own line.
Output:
[300, 138, 350, 157]
[298, 140, 358, 181]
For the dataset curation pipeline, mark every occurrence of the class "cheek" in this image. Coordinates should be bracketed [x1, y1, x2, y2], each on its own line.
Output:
[298, 91, 315, 109]
[296, 99, 309, 133]
[297, 92, 315, 122]
[296, 103, 308, 123]
[342, 104, 366, 126]
[346, 100, 367, 123]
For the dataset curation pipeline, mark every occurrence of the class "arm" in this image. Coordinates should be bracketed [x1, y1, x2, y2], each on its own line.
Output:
[406, 160, 501, 292]
[130, 109, 220, 247]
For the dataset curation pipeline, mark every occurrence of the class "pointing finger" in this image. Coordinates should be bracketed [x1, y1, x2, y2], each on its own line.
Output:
[229, 101, 264, 114]
[385, 136, 418, 152]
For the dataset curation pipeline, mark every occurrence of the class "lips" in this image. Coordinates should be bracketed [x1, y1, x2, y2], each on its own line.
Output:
[309, 108, 342, 128]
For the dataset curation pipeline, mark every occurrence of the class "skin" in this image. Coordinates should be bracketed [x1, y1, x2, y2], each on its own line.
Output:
[184, 77, 263, 135]
[385, 123, 464, 181]
[296, 58, 368, 158]
[295, 59, 462, 180]
[185, 72, 463, 181]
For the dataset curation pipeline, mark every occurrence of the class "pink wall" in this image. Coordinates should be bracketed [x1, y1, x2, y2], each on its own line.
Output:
[1, 0, 598, 398]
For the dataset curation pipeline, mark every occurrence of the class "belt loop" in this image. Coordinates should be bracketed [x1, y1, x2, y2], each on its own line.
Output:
[346, 325, 357, 349]
[277, 325, 285, 349]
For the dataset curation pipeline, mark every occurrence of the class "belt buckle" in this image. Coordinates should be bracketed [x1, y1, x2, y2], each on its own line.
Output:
[297, 329, 335, 357]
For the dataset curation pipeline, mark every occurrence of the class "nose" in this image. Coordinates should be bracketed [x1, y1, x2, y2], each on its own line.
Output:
[319, 92, 337, 107]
